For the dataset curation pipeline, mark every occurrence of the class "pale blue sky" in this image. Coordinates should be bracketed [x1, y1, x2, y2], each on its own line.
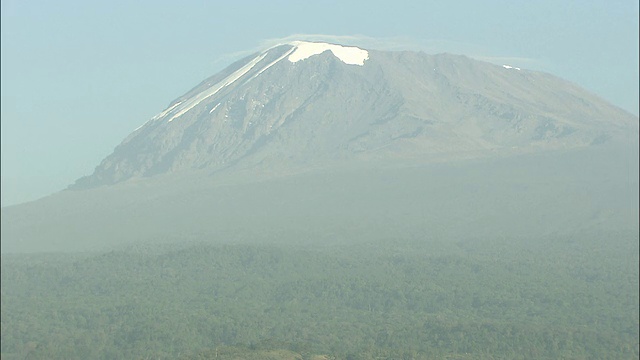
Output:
[1, 0, 638, 206]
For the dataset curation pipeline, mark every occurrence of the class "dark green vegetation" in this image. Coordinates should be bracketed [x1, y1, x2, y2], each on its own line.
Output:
[2, 230, 638, 359]
[2, 145, 638, 359]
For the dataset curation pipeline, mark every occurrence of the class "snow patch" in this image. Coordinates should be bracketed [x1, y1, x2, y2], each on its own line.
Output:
[133, 123, 146, 132]
[133, 101, 183, 131]
[502, 64, 521, 71]
[168, 52, 268, 122]
[248, 46, 298, 82]
[288, 41, 369, 66]
[209, 103, 221, 114]
[152, 101, 182, 120]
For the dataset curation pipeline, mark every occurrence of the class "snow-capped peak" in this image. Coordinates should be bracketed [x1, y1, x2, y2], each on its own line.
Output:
[287, 41, 369, 66]
[134, 40, 370, 128]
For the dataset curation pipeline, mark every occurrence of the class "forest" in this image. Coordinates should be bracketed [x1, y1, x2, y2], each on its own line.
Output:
[1, 230, 638, 359]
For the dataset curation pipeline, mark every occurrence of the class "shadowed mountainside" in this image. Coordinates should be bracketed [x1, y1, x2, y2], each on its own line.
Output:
[1, 144, 637, 253]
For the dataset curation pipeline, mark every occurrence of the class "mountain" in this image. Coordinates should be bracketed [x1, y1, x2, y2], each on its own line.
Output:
[1, 41, 638, 253]
[71, 41, 637, 189]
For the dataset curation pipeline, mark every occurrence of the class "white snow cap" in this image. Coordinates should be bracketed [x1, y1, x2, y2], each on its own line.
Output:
[136, 40, 370, 127]
[287, 41, 369, 66]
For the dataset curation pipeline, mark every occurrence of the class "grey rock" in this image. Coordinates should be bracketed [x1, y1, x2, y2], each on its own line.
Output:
[70, 42, 638, 189]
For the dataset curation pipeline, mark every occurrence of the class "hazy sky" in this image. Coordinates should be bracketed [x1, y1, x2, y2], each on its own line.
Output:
[1, 0, 638, 206]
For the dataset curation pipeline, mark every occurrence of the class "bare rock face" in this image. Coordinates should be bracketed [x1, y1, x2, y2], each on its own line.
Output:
[70, 41, 638, 189]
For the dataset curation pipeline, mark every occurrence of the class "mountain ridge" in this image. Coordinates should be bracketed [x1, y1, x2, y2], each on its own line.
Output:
[70, 41, 638, 189]
[2, 40, 638, 254]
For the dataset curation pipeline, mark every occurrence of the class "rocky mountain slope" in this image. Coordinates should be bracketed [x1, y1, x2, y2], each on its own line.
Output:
[71, 41, 638, 188]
